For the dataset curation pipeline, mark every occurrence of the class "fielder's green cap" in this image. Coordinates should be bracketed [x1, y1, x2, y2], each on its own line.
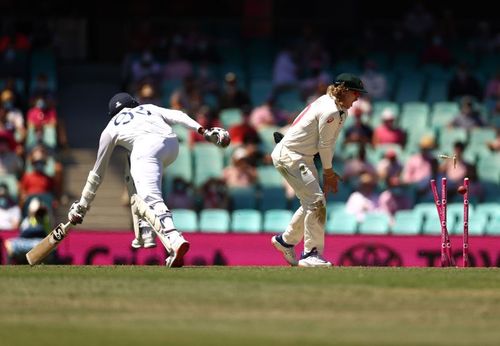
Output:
[334, 73, 367, 93]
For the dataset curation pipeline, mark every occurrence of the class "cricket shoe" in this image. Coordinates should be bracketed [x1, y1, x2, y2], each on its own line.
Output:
[298, 248, 332, 267]
[163, 230, 190, 268]
[131, 226, 157, 249]
[272, 235, 298, 266]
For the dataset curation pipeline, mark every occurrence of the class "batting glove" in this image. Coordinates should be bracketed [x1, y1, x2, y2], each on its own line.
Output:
[323, 169, 340, 196]
[68, 201, 88, 224]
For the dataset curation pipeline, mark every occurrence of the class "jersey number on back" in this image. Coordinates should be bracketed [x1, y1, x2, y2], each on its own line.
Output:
[114, 106, 151, 126]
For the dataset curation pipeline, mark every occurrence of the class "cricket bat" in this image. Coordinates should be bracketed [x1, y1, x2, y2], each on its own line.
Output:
[26, 221, 73, 265]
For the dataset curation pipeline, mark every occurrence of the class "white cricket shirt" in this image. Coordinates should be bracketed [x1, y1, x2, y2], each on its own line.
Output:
[281, 94, 346, 170]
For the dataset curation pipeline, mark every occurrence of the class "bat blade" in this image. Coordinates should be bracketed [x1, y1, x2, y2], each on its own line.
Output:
[26, 222, 72, 265]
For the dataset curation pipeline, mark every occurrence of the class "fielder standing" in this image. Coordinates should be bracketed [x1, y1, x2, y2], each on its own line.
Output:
[271, 73, 367, 267]
[67, 92, 230, 267]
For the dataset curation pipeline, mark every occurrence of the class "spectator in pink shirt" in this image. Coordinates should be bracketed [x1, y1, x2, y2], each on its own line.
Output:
[373, 109, 406, 147]
[402, 135, 438, 195]
[378, 176, 413, 225]
[26, 96, 57, 128]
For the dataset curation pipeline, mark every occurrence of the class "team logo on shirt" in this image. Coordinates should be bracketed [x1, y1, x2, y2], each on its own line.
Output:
[327, 117, 334, 123]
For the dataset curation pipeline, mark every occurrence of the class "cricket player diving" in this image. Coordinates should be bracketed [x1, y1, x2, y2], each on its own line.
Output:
[271, 73, 367, 267]
[67, 92, 230, 267]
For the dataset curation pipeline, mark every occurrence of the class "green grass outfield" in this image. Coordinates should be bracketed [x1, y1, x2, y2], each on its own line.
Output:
[1, 266, 500, 346]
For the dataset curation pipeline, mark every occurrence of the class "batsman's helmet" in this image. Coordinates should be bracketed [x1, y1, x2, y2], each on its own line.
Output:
[108, 92, 139, 116]
[334, 73, 367, 93]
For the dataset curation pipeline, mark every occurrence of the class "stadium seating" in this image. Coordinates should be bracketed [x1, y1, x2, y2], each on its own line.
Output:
[199, 209, 231, 233]
[259, 186, 288, 211]
[262, 209, 293, 233]
[391, 210, 422, 235]
[219, 108, 243, 128]
[326, 210, 358, 234]
[451, 212, 487, 236]
[484, 216, 500, 235]
[231, 209, 262, 233]
[257, 165, 284, 188]
[193, 143, 224, 187]
[421, 213, 445, 235]
[0, 174, 19, 201]
[358, 212, 391, 235]
[228, 187, 258, 210]
[172, 209, 198, 233]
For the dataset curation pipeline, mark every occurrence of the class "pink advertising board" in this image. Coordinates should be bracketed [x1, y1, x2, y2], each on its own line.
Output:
[1, 230, 500, 267]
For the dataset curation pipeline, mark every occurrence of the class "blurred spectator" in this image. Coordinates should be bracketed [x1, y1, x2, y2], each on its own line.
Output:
[0, 107, 23, 156]
[166, 177, 196, 210]
[200, 178, 229, 209]
[439, 141, 475, 191]
[170, 76, 204, 114]
[487, 128, 500, 152]
[135, 82, 162, 105]
[342, 145, 377, 184]
[402, 135, 438, 194]
[345, 173, 380, 222]
[189, 106, 222, 146]
[222, 147, 258, 188]
[19, 145, 58, 206]
[272, 45, 299, 90]
[302, 70, 331, 103]
[219, 72, 251, 110]
[4, 197, 51, 264]
[29, 73, 56, 102]
[378, 176, 413, 224]
[376, 149, 403, 182]
[1, 89, 26, 144]
[360, 60, 388, 100]
[484, 69, 500, 100]
[163, 46, 193, 81]
[372, 109, 406, 147]
[249, 100, 277, 130]
[0, 134, 22, 177]
[447, 63, 483, 102]
[196, 59, 219, 95]
[228, 106, 261, 146]
[403, 2, 435, 40]
[0, 183, 21, 230]
[130, 50, 162, 87]
[449, 96, 485, 129]
[26, 96, 57, 128]
[420, 33, 453, 66]
[344, 100, 373, 145]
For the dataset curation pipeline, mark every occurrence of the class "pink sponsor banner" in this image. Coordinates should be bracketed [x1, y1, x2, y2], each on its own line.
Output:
[1, 230, 500, 267]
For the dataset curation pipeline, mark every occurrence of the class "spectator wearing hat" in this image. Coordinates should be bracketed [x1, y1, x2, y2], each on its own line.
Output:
[218, 72, 251, 110]
[345, 173, 380, 222]
[376, 148, 403, 182]
[373, 109, 406, 147]
[449, 96, 485, 129]
[402, 135, 438, 193]
[222, 147, 258, 188]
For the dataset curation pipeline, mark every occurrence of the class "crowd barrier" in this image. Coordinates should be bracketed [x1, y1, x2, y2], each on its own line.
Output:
[1, 230, 499, 267]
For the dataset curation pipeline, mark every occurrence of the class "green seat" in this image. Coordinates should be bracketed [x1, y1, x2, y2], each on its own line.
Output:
[165, 143, 192, 184]
[469, 128, 497, 147]
[250, 80, 273, 105]
[475, 203, 500, 221]
[257, 165, 284, 188]
[231, 209, 262, 233]
[477, 157, 500, 184]
[257, 126, 280, 155]
[199, 209, 230, 233]
[24, 156, 56, 177]
[219, 108, 243, 128]
[371, 101, 400, 127]
[25, 125, 57, 151]
[423, 79, 449, 104]
[437, 128, 468, 153]
[391, 210, 422, 235]
[358, 212, 391, 234]
[422, 212, 442, 235]
[193, 143, 224, 187]
[451, 212, 486, 236]
[262, 209, 293, 233]
[172, 124, 190, 144]
[0, 174, 19, 201]
[326, 202, 346, 214]
[413, 203, 439, 222]
[484, 216, 500, 235]
[430, 101, 459, 128]
[326, 210, 358, 234]
[259, 187, 288, 211]
[172, 209, 198, 233]
[399, 102, 430, 130]
[228, 187, 258, 210]
[161, 79, 182, 100]
[276, 89, 304, 113]
[394, 74, 425, 104]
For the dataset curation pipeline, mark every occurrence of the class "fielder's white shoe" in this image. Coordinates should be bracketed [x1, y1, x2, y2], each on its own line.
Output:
[163, 231, 190, 268]
[131, 227, 157, 249]
[272, 235, 298, 266]
[298, 248, 332, 267]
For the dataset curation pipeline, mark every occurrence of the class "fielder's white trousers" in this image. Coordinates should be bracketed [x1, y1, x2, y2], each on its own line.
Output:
[271, 142, 326, 254]
[129, 135, 179, 230]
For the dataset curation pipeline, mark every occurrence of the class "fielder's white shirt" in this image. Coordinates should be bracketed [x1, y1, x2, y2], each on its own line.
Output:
[91, 104, 201, 177]
[281, 94, 346, 170]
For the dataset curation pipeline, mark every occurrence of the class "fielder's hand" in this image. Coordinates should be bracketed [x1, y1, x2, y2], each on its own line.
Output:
[203, 127, 231, 148]
[68, 201, 88, 224]
[323, 168, 340, 196]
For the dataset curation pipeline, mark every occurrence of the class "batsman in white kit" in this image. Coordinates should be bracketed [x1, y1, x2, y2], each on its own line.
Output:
[67, 92, 230, 267]
[271, 73, 367, 267]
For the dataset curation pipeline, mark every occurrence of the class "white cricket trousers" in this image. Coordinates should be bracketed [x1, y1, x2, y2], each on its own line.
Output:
[129, 136, 179, 230]
[271, 142, 326, 254]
